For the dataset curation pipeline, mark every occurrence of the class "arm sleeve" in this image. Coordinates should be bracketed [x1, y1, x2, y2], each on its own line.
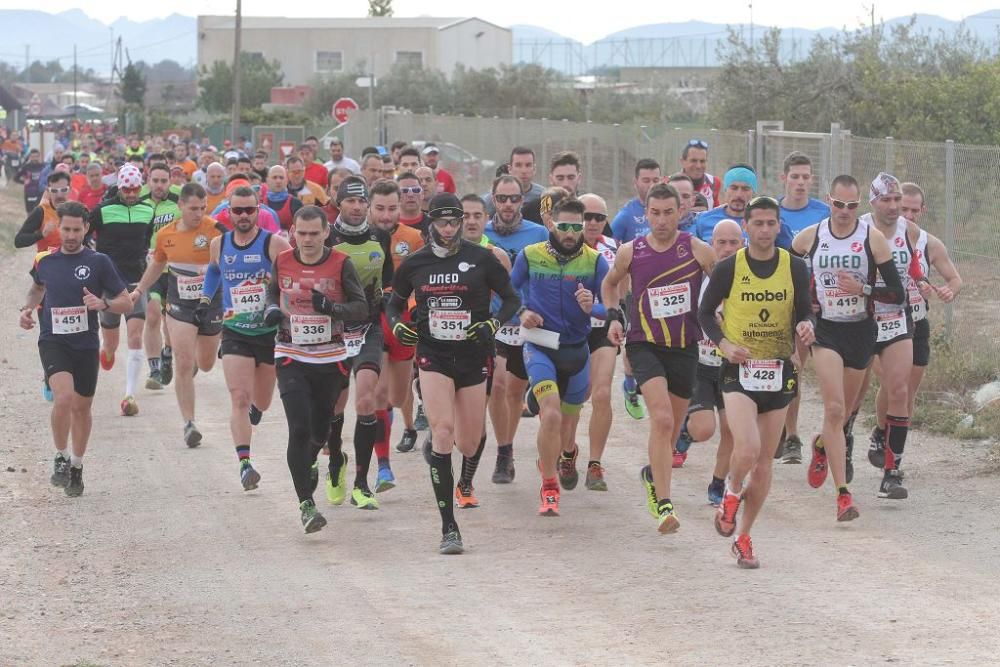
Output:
[390, 258, 413, 302]
[872, 259, 905, 304]
[14, 208, 44, 248]
[202, 260, 222, 300]
[337, 259, 370, 322]
[386, 293, 408, 327]
[510, 251, 528, 292]
[698, 256, 735, 345]
[380, 235, 394, 289]
[485, 252, 521, 324]
[790, 256, 815, 327]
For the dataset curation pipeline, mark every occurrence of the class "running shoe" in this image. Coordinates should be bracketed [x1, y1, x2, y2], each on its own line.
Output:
[492, 453, 515, 484]
[350, 486, 379, 510]
[145, 371, 164, 391]
[780, 434, 803, 464]
[183, 421, 202, 448]
[836, 492, 860, 522]
[42, 379, 53, 402]
[299, 499, 327, 533]
[867, 426, 886, 469]
[50, 454, 70, 487]
[249, 404, 263, 426]
[675, 423, 693, 453]
[65, 466, 84, 497]
[707, 478, 725, 507]
[557, 447, 579, 490]
[100, 348, 115, 371]
[657, 502, 680, 534]
[413, 404, 428, 431]
[120, 395, 139, 417]
[538, 484, 560, 516]
[455, 482, 480, 509]
[639, 465, 658, 519]
[845, 433, 855, 484]
[396, 428, 418, 453]
[732, 535, 760, 569]
[623, 381, 646, 420]
[672, 450, 687, 468]
[715, 489, 741, 537]
[240, 460, 261, 491]
[439, 529, 464, 555]
[878, 469, 908, 500]
[807, 435, 828, 488]
[585, 462, 607, 491]
[326, 452, 348, 505]
[160, 347, 173, 385]
[375, 464, 396, 493]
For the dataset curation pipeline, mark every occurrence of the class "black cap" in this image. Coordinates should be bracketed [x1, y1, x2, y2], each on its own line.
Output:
[336, 176, 369, 204]
[428, 193, 463, 220]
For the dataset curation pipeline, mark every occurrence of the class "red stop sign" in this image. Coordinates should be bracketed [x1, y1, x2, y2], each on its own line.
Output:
[332, 97, 359, 124]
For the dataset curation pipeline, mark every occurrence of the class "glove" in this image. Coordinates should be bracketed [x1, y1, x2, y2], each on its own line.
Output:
[311, 289, 338, 317]
[392, 320, 419, 347]
[465, 318, 499, 346]
[192, 298, 211, 327]
[263, 305, 283, 327]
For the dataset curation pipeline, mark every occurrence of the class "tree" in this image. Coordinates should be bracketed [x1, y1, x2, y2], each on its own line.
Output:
[368, 0, 393, 17]
[120, 61, 147, 107]
[198, 52, 284, 113]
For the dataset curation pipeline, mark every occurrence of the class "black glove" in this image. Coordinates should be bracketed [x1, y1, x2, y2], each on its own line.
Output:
[392, 320, 419, 346]
[311, 289, 338, 317]
[263, 304, 283, 328]
[192, 298, 210, 327]
[465, 318, 499, 346]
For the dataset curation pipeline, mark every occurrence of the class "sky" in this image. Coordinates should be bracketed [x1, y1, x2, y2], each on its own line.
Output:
[10, 0, 1000, 44]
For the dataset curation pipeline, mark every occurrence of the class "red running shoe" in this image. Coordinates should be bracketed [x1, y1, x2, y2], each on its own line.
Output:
[836, 492, 860, 522]
[714, 489, 741, 537]
[539, 484, 560, 516]
[807, 435, 828, 488]
[732, 534, 760, 569]
[100, 348, 115, 371]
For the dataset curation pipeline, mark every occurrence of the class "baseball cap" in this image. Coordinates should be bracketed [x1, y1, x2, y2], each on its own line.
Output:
[422, 144, 440, 156]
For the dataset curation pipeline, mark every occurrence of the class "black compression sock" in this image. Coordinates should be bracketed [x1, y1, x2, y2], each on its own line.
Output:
[460, 434, 487, 486]
[884, 414, 909, 470]
[353, 414, 377, 490]
[844, 408, 859, 437]
[430, 451, 457, 534]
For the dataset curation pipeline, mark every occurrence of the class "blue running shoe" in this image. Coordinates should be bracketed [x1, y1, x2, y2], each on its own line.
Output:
[675, 422, 693, 454]
[375, 464, 396, 493]
[707, 478, 725, 506]
[42, 379, 53, 403]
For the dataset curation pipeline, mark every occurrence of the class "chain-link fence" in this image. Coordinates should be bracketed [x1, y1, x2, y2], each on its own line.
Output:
[339, 110, 998, 375]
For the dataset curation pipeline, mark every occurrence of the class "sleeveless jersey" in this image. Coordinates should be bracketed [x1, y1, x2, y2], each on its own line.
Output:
[910, 229, 929, 322]
[627, 231, 702, 347]
[589, 235, 618, 329]
[870, 216, 912, 319]
[220, 229, 275, 335]
[697, 274, 723, 367]
[721, 248, 796, 360]
[273, 248, 351, 364]
[809, 218, 872, 323]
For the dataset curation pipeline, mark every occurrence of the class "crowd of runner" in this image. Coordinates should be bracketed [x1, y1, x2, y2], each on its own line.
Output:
[13, 130, 962, 566]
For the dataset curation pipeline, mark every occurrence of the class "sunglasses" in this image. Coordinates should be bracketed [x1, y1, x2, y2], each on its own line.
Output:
[554, 222, 584, 232]
[830, 198, 860, 210]
[399, 186, 422, 195]
[583, 212, 607, 223]
[48, 186, 70, 194]
[687, 139, 709, 149]
[231, 206, 258, 216]
[119, 186, 141, 194]
[494, 194, 523, 204]
[432, 218, 463, 228]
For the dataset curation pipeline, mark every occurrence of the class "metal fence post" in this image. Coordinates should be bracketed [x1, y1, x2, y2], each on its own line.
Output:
[829, 123, 841, 176]
[540, 119, 549, 174]
[885, 136, 895, 173]
[944, 139, 955, 338]
[512, 105, 519, 147]
[586, 121, 593, 188]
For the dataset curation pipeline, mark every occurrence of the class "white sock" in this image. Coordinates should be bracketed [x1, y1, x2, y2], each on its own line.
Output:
[70, 454, 83, 468]
[56, 448, 68, 459]
[125, 348, 145, 397]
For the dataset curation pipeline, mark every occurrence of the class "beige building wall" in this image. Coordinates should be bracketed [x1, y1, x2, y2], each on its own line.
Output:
[436, 18, 513, 75]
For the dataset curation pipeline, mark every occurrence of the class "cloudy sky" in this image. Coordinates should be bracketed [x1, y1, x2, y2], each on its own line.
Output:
[9, 0, 1000, 43]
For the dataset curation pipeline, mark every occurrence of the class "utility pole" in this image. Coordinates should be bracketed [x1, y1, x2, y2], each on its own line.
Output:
[73, 44, 78, 118]
[231, 0, 242, 145]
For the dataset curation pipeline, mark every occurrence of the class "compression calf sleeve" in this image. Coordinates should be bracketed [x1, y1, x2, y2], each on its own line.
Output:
[430, 451, 458, 535]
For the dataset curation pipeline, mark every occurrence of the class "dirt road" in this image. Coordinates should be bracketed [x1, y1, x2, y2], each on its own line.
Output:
[1, 237, 998, 666]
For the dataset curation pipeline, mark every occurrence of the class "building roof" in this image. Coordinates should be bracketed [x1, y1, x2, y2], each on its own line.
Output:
[0, 85, 22, 111]
[199, 15, 469, 30]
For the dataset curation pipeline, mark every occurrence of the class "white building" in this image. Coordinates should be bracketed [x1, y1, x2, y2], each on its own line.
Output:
[197, 16, 513, 84]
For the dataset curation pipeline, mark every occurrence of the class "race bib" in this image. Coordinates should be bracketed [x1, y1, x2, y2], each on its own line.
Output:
[230, 284, 265, 314]
[429, 310, 471, 341]
[290, 314, 331, 345]
[823, 289, 865, 318]
[176, 274, 205, 300]
[344, 328, 365, 357]
[739, 359, 783, 392]
[876, 312, 907, 342]
[496, 324, 523, 346]
[698, 339, 722, 367]
[51, 306, 87, 335]
[908, 284, 926, 322]
[648, 283, 691, 319]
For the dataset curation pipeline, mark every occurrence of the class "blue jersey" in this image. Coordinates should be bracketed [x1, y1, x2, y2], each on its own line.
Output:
[610, 197, 648, 243]
[218, 229, 275, 335]
[31, 247, 127, 350]
[485, 219, 548, 325]
[780, 197, 831, 240]
[511, 242, 609, 345]
[693, 204, 796, 249]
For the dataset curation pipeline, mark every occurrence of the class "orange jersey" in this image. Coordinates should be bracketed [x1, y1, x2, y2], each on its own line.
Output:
[153, 216, 224, 272]
[388, 224, 424, 270]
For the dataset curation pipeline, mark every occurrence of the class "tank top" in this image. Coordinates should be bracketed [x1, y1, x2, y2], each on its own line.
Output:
[273, 248, 351, 364]
[721, 248, 796, 360]
[697, 274, 723, 367]
[871, 216, 912, 319]
[910, 229, 929, 322]
[589, 235, 618, 329]
[220, 229, 275, 335]
[809, 218, 871, 323]
[627, 231, 702, 347]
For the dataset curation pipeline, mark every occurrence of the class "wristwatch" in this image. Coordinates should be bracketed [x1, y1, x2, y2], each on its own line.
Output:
[861, 284, 872, 297]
